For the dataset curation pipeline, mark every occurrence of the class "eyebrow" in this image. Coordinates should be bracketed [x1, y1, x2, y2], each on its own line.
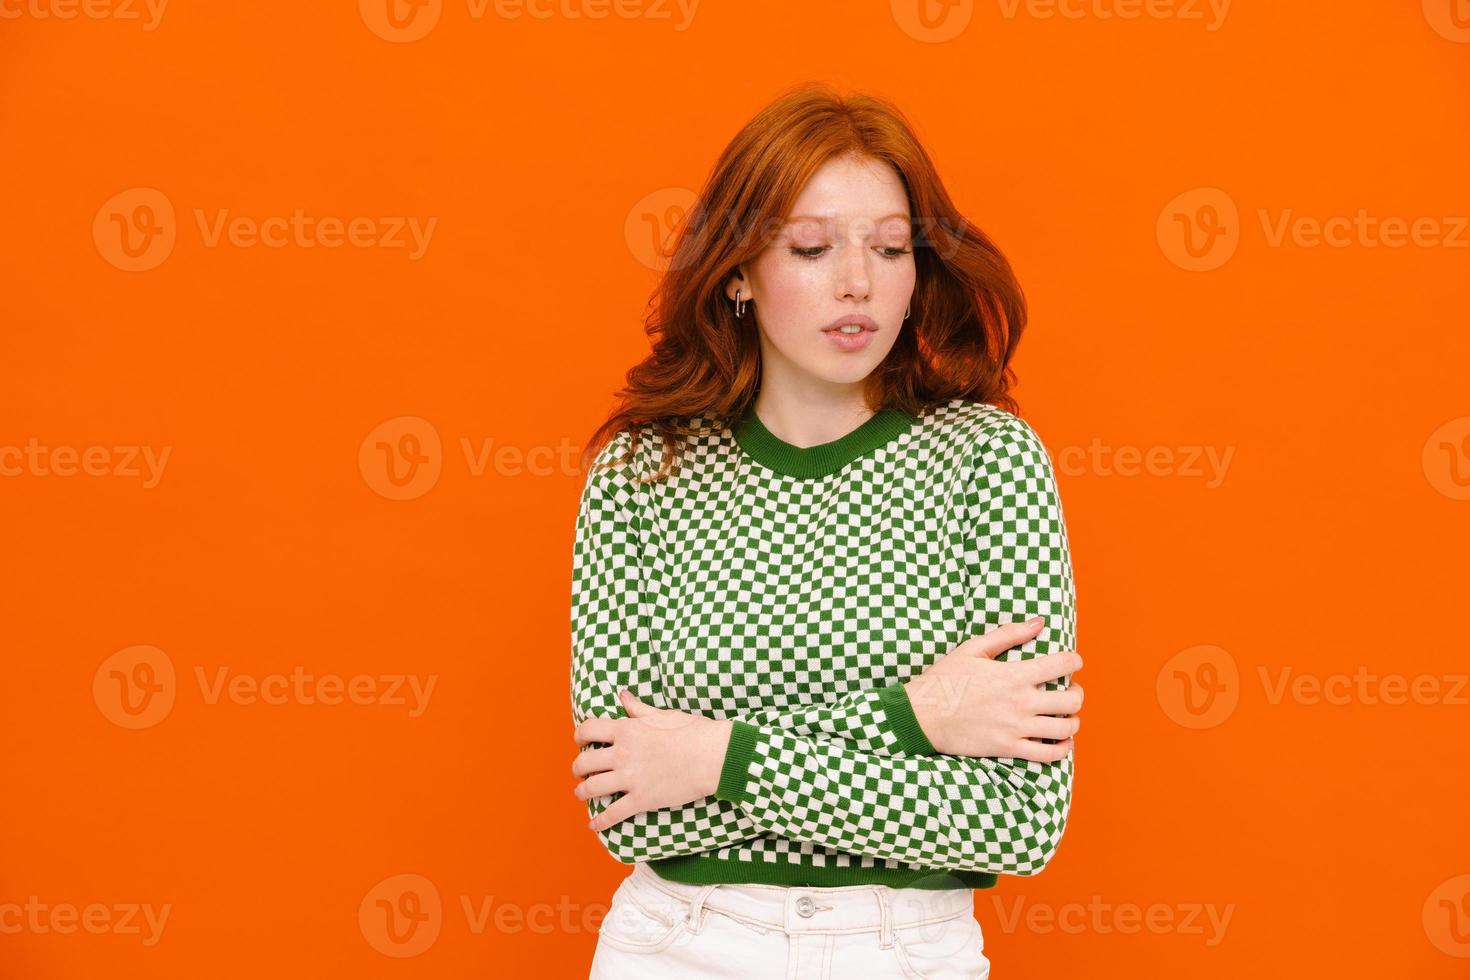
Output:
[784, 213, 911, 225]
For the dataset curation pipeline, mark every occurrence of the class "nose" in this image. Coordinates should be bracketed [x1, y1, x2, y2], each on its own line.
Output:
[836, 243, 870, 302]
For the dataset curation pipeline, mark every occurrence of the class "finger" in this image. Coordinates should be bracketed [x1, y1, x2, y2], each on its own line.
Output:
[575, 771, 625, 802]
[1029, 684, 1084, 716]
[1019, 649, 1083, 685]
[573, 717, 619, 746]
[570, 746, 617, 778]
[589, 795, 641, 832]
[619, 689, 656, 718]
[1021, 714, 1080, 741]
[962, 617, 1046, 659]
[1010, 736, 1073, 764]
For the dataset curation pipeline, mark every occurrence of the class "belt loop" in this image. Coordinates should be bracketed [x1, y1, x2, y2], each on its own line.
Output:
[685, 884, 719, 933]
[872, 886, 894, 949]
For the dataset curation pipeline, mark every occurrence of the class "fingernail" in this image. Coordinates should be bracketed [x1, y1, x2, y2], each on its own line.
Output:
[1025, 615, 1044, 628]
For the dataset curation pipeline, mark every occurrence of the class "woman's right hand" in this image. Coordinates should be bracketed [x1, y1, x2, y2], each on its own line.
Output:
[902, 617, 1083, 762]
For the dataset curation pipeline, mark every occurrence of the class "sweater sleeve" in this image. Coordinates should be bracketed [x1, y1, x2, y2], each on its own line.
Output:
[711, 417, 1078, 875]
[570, 430, 940, 864]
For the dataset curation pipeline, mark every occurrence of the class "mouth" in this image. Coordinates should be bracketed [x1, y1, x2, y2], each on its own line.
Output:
[821, 315, 878, 334]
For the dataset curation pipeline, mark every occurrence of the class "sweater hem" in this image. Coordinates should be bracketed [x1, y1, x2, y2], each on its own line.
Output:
[645, 854, 998, 890]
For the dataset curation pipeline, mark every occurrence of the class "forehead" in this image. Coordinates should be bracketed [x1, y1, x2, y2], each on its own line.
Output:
[783, 155, 911, 227]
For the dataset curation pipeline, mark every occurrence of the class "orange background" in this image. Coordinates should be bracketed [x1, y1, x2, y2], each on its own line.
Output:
[3, 1, 1469, 976]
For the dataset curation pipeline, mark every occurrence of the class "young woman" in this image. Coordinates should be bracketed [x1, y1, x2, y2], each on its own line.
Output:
[569, 83, 1084, 979]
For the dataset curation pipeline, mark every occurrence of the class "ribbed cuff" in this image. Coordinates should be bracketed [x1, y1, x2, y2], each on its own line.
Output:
[877, 681, 939, 755]
[715, 720, 760, 803]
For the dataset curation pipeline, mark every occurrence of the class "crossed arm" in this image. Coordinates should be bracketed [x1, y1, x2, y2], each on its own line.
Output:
[569, 414, 1077, 873]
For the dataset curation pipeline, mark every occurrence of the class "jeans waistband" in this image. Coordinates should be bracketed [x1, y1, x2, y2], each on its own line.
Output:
[625, 861, 974, 947]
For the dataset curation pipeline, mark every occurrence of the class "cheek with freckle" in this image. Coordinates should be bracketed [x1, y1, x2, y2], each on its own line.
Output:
[753, 263, 828, 338]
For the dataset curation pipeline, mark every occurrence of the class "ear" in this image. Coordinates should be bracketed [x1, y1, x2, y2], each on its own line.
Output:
[724, 265, 747, 303]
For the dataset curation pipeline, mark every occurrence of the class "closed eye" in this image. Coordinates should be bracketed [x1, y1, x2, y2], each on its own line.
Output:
[790, 246, 912, 261]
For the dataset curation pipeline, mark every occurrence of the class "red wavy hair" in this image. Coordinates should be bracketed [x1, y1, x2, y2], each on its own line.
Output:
[584, 81, 1028, 483]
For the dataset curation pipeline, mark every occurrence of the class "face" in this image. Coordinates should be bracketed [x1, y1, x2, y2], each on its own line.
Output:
[725, 153, 916, 392]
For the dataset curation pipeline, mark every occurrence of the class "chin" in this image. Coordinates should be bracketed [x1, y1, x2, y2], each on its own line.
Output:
[807, 359, 881, 385]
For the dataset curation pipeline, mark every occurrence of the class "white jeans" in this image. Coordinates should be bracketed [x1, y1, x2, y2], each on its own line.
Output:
[588, 862, 991, 979]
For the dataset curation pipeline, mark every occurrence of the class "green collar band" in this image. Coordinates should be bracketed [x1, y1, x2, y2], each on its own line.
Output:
[732, 402, 919, 478]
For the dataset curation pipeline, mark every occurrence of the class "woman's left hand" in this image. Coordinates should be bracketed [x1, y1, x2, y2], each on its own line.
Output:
[571, 690, 734, 832]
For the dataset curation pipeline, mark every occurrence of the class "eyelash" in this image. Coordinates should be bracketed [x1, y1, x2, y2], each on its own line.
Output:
[789, 246, 913, 262]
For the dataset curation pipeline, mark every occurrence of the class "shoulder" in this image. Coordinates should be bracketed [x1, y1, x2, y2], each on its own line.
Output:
[920, 398, 1052, 469]
[582, 426, 657, 508]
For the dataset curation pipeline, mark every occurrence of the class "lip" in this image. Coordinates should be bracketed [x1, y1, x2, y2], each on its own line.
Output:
[821, 314, 878, 332]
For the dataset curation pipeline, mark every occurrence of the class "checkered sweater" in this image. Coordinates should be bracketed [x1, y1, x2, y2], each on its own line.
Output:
[570, 397, 1077, 890]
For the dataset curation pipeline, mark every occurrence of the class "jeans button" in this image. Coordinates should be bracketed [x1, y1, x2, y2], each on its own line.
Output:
[795, 896, 815, 918]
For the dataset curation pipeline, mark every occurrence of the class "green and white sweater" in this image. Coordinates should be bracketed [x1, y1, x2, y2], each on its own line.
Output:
[570, 397, 1077, 890]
